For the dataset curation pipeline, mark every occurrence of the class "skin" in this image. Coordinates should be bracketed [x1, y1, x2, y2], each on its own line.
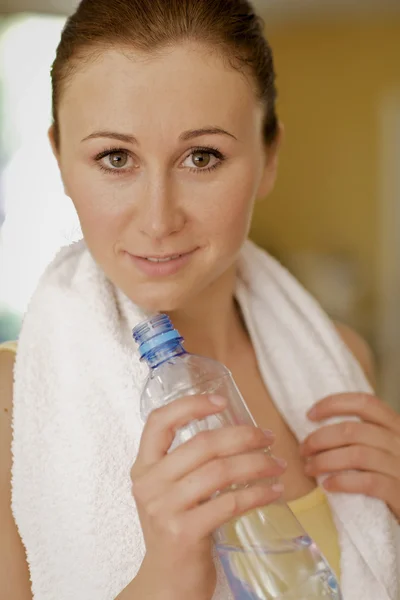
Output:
[0, 35, 398, 600]
[301, 392, 400, 521]
[49, 41, 400, 519]
[48, 42, 285, 599]
[51, 44, 277, 346]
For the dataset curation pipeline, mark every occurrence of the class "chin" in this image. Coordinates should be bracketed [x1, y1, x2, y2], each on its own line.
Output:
[130, 285, 194, 314]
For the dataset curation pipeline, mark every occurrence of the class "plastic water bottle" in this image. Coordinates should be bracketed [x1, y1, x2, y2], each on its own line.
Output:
[132, 314, 342, 600]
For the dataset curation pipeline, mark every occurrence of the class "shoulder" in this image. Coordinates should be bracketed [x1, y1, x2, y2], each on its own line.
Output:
[0, 343, 33, 598]
[0, 342, 16, 495]
[0, 343, 16, 413]
[334, 322, 376, 388]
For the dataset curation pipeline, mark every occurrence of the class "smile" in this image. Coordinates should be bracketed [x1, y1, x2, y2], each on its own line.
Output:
[145, 254, 183, 263]
[125, 248, 198, 278]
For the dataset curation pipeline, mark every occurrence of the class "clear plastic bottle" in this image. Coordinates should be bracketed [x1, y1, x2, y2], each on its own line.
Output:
[133, 314, 342, 600]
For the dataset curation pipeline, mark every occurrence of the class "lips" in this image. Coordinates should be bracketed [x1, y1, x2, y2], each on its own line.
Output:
[144, 254, 183, 263]
[125, 248, 197, 277]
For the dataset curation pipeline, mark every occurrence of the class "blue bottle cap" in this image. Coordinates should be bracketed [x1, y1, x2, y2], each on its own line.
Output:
[132, 314, 183, 360]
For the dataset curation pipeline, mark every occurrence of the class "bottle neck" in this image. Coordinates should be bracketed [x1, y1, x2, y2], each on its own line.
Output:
[144, 341, 187, 369]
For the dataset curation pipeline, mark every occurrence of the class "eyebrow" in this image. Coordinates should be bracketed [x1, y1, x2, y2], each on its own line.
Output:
[81, 127, 238, 144]
[180, 127, 237, 141]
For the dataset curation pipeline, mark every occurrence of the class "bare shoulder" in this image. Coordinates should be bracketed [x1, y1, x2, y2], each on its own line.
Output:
[0, 345, 17, 449]
[0, 348, 16, 455]
[334, 321, 376, 388]
[0, 348, 32, 599]
[0, 345, 16, 412]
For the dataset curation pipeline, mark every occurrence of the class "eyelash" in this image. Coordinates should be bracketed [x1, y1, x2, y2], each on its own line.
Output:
[94, 146, 226, 176]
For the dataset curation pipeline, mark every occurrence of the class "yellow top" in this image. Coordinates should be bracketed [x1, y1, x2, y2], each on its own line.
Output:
[0, 341, 340, 580]
[0, 340, 18, 354]
[289, 486, 340, 579]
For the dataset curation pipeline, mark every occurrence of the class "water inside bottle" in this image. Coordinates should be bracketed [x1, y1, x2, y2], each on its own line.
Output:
[216, 534, 341, 600]
[132, 318, 343, 600]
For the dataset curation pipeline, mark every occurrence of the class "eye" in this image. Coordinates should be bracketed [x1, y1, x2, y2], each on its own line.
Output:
[94, 147, 134, 174]
[106, 151, 129, 169]
[182, 147, 224, 172]
[191, 151, 212, 168]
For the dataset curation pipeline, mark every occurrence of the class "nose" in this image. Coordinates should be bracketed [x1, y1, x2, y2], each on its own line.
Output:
[138, 174, 185, 241]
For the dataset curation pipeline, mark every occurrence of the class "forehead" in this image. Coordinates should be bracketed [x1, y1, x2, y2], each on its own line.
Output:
[58, 43, 263, 141]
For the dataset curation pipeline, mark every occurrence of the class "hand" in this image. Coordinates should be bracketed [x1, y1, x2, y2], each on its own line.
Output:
[300, 392, 400, 521]
[130, 394, 285, 600]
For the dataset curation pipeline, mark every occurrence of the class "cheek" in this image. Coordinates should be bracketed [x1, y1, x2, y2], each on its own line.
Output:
[195, 167, 256, 244]
[63, 165, 130, 243]
[62, 156, 259, 258]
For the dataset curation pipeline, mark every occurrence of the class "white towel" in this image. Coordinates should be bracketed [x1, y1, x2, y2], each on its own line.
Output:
[11, 238, 400, 600]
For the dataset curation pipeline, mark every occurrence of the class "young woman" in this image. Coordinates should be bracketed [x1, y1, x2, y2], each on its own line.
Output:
[0, 1, 399, 599]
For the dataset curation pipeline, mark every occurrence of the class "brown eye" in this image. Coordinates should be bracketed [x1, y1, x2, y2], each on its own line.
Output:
[181, 148, 223, 172]
[108, 151, 128, 168]
[191, 151, 211, 168]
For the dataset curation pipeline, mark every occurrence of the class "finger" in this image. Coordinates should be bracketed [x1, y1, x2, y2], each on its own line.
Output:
[323, 472, 400, 519]
[307, 393, 400, 435]
[137, 394, 227, 466]
[304, 445, 400, 480]
[182, 482, 284, 540]
[155, 451, 286, 513]
[145, 425, 275, 492]
[301, 421, 400, 458]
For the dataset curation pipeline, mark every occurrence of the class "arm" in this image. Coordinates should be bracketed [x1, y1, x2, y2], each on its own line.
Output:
[334, 321, 377, 389]
[0, 350, 33, 600]
[1, 351, 282, 600]
[0, 349, 187, 600]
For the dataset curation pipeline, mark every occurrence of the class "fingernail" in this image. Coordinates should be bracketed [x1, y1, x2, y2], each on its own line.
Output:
[209, 395, 227, 407]
[262, 428, 275, 439]
[275, 457, 287, 468]
[272, 483, 284, 493]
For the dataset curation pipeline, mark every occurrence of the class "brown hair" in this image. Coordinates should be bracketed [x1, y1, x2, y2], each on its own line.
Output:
[51, 0, 278, 148]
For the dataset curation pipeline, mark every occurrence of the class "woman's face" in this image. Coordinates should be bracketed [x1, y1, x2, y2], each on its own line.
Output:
[53, 43, 279, 312]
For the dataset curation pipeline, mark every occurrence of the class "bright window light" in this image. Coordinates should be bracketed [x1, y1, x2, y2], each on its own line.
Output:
[0, 15, 82, 316]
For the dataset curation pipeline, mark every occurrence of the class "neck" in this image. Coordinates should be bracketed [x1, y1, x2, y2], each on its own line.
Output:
[167, 264, 249, 364]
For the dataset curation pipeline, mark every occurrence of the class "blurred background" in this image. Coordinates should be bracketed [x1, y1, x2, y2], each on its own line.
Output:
[0, 0, 399, 409]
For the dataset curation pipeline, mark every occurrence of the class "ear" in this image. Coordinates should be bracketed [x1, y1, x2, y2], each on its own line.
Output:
[48, 124, 69, 196]
[48, 124, 60, 166]
[257, 122, 284, 200]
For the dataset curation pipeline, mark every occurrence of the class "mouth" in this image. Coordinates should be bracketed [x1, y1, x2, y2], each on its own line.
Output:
[125, 248, 198, 278]
[141, 253, 187, 263]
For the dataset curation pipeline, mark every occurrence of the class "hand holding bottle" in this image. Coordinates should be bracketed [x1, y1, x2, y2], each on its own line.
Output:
[130, 393, 284, 600]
